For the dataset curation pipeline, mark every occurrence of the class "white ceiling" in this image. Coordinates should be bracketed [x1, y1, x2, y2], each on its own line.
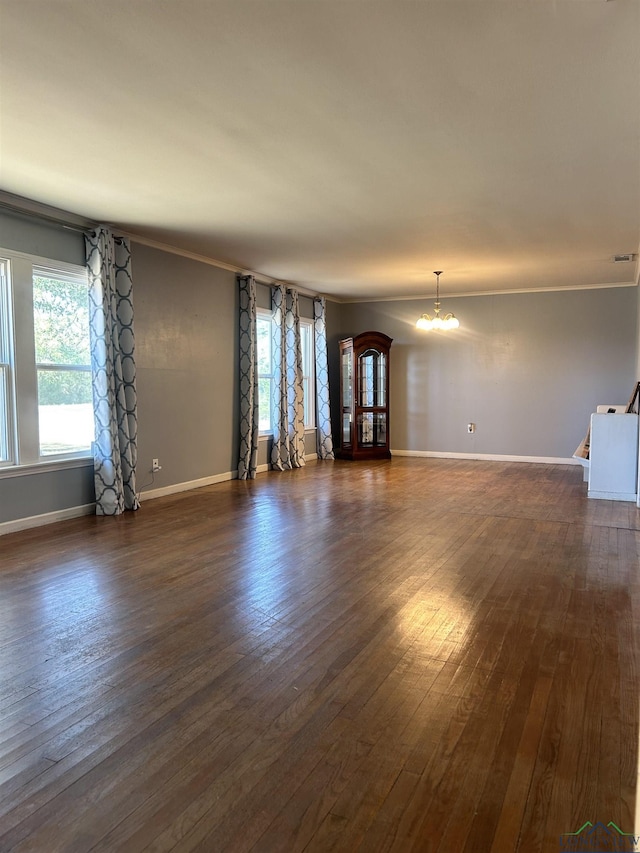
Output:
[1, 0, 639, 300]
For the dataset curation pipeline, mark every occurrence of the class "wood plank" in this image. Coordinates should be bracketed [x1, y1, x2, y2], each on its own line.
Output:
[0, 458, 636, 852]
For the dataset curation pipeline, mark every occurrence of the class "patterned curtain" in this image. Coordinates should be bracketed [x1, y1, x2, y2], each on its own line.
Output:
[238, 275, 259, 480]
[85, 227, 139, 515]
[271, 284, 305, 471]
[313, 297, 335, 460]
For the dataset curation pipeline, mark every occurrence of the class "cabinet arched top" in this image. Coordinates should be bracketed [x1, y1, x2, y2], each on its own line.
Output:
[340, 331, 393, 351]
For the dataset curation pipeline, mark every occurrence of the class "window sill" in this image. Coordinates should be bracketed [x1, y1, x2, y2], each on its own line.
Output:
[0, 456, 93, 479]
[259, 427, 317, 441]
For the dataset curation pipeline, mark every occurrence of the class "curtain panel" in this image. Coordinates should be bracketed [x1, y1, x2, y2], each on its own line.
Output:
[85, 227, 139, 515]
[313, 297, 335, 460]
[271, 284, 305, 471]
[238, 274, 259, 479]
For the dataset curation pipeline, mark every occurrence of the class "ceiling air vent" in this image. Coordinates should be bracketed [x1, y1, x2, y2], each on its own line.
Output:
[613, 253, 636, 263]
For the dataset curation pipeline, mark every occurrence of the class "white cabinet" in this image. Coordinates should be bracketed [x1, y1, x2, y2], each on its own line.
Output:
[588, 413, 638, 501]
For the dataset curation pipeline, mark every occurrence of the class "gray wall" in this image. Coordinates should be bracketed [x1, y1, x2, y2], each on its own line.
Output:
[133, 245, 239, 489]
[0, 465, 95, 523]
[636, 281, 640, 382]
[332, 287, 638, 459]
[0, 210, 85, 266]
[134, 248, 318, 488]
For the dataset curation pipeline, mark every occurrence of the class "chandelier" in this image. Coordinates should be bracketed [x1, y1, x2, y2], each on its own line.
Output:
[416, 270, 459, 331]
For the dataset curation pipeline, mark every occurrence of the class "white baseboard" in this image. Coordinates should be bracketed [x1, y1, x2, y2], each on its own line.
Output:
[587, 489, 637, 502]
[140, 470, 238, 502]
[0, 503, 95, 537]
[390, 449, 580, 465]
[139, 454, 318, 503]
[0, 453, 335, 535]
[0, 467, 272, 534]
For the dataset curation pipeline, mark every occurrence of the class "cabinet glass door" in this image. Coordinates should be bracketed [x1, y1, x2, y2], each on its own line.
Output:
[342, 413, 352, 445]
[357, 411, 387, 447]
[358, 348, 386, 407]
[341, 346, 353, 447]
[342, 349, 353, 408]
[374, 412, 387, 446]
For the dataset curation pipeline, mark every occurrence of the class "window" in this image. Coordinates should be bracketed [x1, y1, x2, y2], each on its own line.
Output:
[300, 320, 315, 428]
[0, 249, 93, 468]
[256, 312, 274, 433]
[256, 309, 315, 434]
[0, 261, 13, 463]
[33, 268, 93, 456]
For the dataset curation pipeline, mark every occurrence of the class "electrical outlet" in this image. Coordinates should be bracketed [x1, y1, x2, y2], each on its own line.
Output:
[467, 423, 475, 434]
[152, 458, 161, 472]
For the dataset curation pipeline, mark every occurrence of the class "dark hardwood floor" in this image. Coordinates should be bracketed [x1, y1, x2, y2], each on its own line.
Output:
[0, 457, 638, 852]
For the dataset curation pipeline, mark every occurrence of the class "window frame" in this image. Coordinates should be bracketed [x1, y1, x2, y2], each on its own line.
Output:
[0, 259, 15, 464]
[299, 317, 316, 431]
[0, 247, 93, 473]
[256, 307, 316, 437]
[256, 308, 275, 436]
[32, 265, 93, 459]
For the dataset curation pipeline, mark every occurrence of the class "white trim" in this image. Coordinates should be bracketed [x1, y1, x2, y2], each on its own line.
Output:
[342, 281, 637, 303]
[0, 457, 93, 479]
[300, 318, 316, 430]
[0, 246, 88, 277]
[139, 470, 238, 501]
[256, 310, 317, 434]
[390, 449, 581, 465]
[0, 502, 95, 536]
[122, 232, 325, 299]
[0, 248, 92, 466]
[0, 191, 93, 231]
[139, 456, 320, 502]
[259, 428, 318, 440]
[138, 466, 276, 501]
[0, 453, 317, 535]
[588, 489, 637, 502]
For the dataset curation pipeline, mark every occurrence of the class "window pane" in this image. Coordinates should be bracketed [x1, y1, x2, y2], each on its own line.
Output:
[257, 317, 271, 374]
[300, 322, 314, 428]
[303, 376, 310, 426]
[0, 261, 12, 462]
[258, 376, 271, 431]
[0, 366, 10, 462]
[257, 314, 273, 432]
[300, 325, 309, 376]
[33, 274, 90, 365]
[37, 369, 94, 455]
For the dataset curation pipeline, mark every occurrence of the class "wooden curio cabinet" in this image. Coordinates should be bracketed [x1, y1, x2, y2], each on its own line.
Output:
[338, 331, 392, 460]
